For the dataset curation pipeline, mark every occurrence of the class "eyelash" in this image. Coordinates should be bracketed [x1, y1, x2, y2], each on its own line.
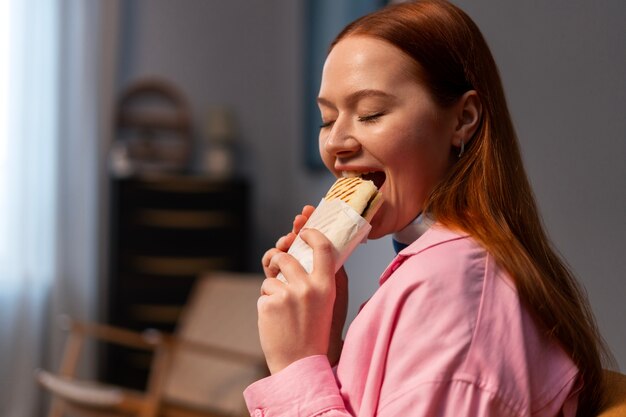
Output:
[319, 112, 386, 129]
[358, 112, 385, 123]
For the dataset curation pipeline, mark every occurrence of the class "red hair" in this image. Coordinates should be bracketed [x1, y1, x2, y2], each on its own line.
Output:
[332, 1, 612, 415]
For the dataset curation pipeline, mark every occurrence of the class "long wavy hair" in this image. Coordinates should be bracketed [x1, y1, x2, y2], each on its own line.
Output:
[331, 1, 612, 415]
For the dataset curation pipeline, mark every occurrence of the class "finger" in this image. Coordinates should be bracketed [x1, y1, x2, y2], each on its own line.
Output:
[260, 277, 285, 296]
[262, 248, 281, 269]
[262, 248, 283, 277]
[298, 229, 336, 279]
[302, 205, 315, 217]
[275, 232, 296, 252]
[292, 205, 316, 233]
[268, 252, 306, 284]
[292, 215, 308, 234]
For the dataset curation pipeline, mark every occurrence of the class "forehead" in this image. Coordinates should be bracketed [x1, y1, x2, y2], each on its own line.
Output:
[320, 36, 418, 93]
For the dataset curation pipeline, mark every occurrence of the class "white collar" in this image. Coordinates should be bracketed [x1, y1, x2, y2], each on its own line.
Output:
[392, 212, 434, 246]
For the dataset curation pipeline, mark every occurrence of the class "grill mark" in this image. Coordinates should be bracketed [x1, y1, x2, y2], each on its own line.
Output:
[325, 177, 362, 202]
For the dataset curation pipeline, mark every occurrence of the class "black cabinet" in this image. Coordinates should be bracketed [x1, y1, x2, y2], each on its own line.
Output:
[102, 175, 250, 389]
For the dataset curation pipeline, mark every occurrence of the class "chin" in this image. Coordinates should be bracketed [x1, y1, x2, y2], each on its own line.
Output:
[366, 217, 391, 240]
[367, 230, 385, 240]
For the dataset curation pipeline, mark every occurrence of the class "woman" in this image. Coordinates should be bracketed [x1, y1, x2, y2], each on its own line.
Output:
[245, 1, 611, 416]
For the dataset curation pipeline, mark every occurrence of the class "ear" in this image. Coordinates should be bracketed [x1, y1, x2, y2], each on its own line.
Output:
[452, 90, 482, 148]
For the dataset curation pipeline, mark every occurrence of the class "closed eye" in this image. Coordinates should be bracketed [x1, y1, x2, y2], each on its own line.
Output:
[358, 112, 386, 123]
[320, 120, 334, 129]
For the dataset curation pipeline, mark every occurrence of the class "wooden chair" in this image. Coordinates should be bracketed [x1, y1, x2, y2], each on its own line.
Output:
[599, 370, 626, 417]
[36, 271, 268, 417]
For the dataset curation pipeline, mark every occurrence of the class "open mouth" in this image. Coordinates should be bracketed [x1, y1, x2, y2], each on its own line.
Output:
[343, 171, 386, 190]
[362, 171, 386, 189]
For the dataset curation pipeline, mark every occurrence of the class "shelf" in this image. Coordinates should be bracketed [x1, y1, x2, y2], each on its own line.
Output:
[133, 256, 233, 277]
[102, 176, 250, 389]
[135, 209, 237, 229]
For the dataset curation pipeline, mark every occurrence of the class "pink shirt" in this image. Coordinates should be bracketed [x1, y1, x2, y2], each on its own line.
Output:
[244, 225, 580, 416]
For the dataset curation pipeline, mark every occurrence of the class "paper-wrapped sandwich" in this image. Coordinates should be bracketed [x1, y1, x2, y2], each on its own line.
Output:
[324, 176, 383, 223]
[276, 177, 383, 284]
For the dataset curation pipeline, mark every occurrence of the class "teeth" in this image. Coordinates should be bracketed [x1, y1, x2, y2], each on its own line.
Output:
[342, 170, 375, 178]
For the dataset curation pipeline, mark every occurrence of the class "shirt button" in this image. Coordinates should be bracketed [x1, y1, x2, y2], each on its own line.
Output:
[254, 409, 264, 417]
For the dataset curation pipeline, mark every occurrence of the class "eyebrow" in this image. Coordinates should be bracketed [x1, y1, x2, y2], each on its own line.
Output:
[317, 89, 396, 108]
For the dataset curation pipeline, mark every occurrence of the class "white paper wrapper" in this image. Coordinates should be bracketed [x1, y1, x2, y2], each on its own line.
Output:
[276, 198, 372, 284]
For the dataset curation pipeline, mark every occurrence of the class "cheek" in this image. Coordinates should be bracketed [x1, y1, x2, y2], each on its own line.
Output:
[400, 118, 453, 169]
[386, 126, 451, 200]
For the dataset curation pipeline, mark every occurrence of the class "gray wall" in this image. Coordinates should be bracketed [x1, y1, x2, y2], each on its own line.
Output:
[116, 0, 625, 369]
[117, 0, 303, 265]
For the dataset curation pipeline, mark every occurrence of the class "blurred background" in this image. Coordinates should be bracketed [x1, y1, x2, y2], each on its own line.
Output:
[0, 0, 624, 415]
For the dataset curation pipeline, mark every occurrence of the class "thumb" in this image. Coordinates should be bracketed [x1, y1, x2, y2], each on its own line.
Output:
[298, 228, 337, 281]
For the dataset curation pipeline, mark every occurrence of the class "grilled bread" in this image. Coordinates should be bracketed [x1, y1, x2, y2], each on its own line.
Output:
[324, 177, 383, 223]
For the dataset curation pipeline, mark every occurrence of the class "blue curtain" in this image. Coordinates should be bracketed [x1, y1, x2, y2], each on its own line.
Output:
[304, 0, 387, 169]
[0, 1, 119, 415]
[0, 1, 60, 415]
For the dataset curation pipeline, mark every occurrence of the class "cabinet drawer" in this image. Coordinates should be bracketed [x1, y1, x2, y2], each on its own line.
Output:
[103, 176, 251, 389]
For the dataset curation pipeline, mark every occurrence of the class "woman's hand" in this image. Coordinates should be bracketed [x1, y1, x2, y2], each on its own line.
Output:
[259, 206, 348, 372]
[259, 229, 336, 373]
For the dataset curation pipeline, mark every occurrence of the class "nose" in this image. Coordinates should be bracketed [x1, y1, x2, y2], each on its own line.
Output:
[322, 116, 361, 158]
